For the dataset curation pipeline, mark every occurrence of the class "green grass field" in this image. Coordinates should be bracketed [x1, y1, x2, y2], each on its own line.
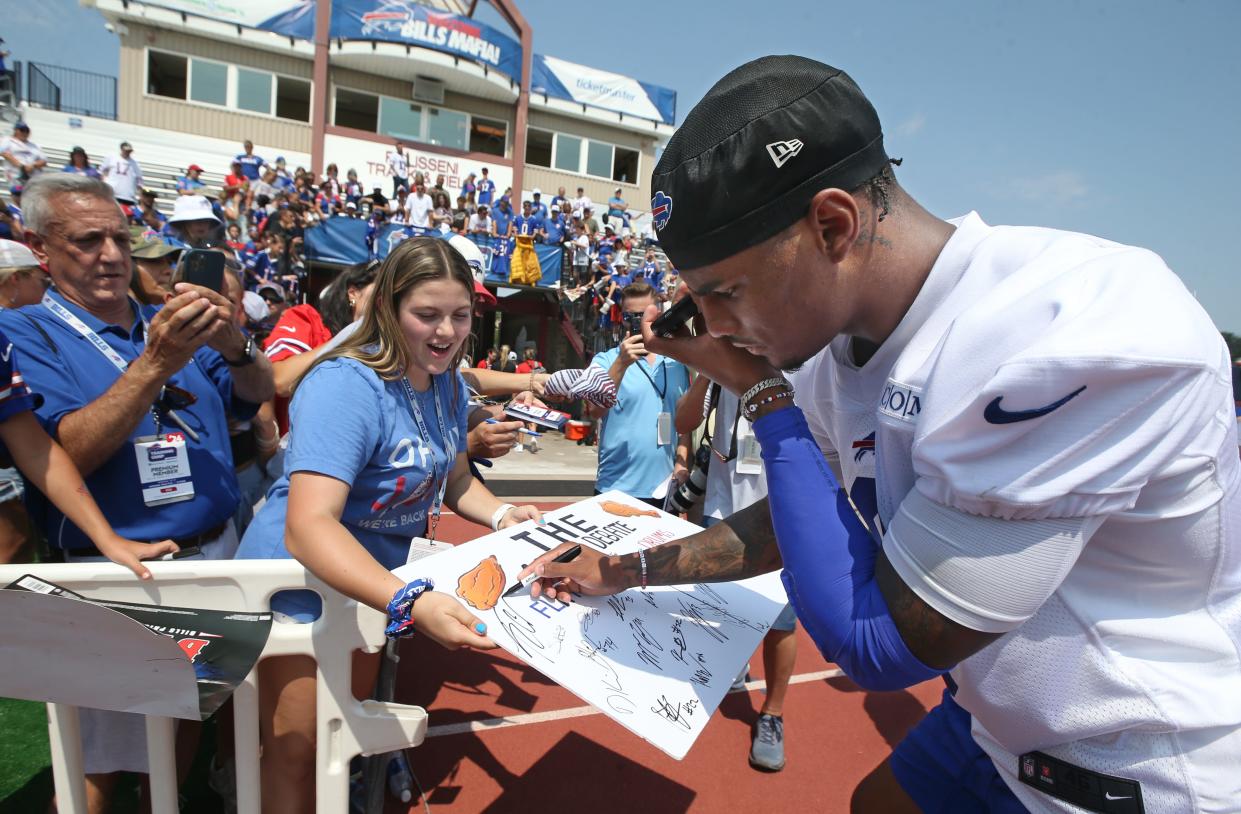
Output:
[0, 698, 223, 813]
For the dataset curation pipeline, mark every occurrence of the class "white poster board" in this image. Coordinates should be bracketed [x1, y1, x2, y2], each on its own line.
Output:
[393, 491, 788, 759]
[0, 590, 201, 719]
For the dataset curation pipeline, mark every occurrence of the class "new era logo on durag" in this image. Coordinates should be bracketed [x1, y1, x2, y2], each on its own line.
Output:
[766, 139, 804, 168]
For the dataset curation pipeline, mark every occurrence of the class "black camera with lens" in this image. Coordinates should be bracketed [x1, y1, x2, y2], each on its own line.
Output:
[665, 441, 712, 514]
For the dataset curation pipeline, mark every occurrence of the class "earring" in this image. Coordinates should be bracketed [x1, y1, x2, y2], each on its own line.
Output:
[349, 298, 356, 307]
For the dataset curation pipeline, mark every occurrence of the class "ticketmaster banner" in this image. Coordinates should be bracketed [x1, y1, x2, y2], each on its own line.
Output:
[532, 54, 676, 125]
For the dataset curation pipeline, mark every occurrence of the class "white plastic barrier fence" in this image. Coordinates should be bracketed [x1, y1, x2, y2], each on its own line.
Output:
[0, 560, 428, 814]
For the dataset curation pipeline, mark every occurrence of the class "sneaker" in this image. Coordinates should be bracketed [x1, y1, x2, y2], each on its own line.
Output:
[749, 713, 786, 771]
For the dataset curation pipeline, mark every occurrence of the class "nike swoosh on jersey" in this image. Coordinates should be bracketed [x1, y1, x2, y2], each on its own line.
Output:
[983, 385, 1086, 425]
[1104, 793, 1132, 801]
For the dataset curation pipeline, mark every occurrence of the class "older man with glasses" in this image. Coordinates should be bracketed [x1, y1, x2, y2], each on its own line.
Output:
[0, 173, 274, 812]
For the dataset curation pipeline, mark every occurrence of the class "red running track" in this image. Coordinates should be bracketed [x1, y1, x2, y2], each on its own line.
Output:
[387, 504, 942, 813]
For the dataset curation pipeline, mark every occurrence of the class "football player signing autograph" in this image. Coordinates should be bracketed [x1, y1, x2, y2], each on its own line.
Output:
[522, 56, 1241, 813]
[236, 237, 541, 813]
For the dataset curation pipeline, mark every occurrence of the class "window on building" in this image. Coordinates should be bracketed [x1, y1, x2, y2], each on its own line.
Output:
[147, 51, 187, 100]
[189, 59, 228, 107]
[379, 98, 422, 141]
[526, 128, 553, 167]
[586, 140, 613, 179]
[335, 88, 379, 132]
[554, 134, 582, 173]
[613, 146, 639, 184]
[275, 76, 311, 122]
[427, 107, 468, 150]
[236, 68, 272, 115]
[470, 116, 507, 156]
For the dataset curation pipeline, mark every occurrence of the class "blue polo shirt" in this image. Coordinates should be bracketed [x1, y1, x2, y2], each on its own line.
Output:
[590, 348, 689, 498]
[0, 291, 258, 549]
[544, 214, 568, 244]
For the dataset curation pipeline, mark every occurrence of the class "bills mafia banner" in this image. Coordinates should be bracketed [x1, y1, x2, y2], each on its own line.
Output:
[125, 0, 675, 124]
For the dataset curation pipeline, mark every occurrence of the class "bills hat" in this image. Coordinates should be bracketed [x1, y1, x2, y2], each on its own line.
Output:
[650, 55, 890, 270]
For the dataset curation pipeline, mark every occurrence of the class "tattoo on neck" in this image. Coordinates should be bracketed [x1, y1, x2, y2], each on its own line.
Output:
[855, 229, 894, 250]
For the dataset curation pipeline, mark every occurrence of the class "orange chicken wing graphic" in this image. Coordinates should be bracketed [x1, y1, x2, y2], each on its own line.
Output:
[456, 555, 506, 611]
[599, 500, 660, 518]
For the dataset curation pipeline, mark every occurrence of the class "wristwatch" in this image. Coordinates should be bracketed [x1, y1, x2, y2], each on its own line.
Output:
[226, 335, 258, 367]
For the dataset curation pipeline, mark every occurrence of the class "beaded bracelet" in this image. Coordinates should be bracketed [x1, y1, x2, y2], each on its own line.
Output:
[743, 387, 795, 421]
[740, 377, 789, 409]
[638, 549, 649, 590]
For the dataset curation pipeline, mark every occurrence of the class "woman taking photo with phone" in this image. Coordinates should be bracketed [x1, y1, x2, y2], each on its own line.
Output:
[236, 236, 541, 813]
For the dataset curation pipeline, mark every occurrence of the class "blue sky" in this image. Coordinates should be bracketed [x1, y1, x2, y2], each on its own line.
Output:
[6, 0, 1241, 329]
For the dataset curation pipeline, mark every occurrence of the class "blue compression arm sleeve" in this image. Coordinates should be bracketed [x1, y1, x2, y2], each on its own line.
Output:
[752, 406, 947, 691]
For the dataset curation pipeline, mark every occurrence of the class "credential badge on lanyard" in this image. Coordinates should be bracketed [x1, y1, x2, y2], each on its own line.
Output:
[401, 375, 451, 541]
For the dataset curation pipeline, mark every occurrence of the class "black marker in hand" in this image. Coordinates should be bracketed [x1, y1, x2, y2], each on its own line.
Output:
[504, 545, 582, 597]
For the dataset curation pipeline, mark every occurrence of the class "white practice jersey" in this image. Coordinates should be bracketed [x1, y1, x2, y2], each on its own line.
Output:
[788, 213, 1241, 812]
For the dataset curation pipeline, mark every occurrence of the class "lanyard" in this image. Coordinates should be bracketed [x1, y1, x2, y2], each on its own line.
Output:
[633, 356, 668, 401]
[43, 292, 201, 442]
[400, 375, 451, 541]
[42, 292, 147, 374]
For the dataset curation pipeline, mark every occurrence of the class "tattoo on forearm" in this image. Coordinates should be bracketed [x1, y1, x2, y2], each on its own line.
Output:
[637, 499, 782, 586]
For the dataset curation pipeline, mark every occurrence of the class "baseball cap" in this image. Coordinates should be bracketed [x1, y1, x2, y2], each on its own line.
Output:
[14, 122, 29, 132]
[532, 188, 542, 196]
[257, 282, 284, 302]
[242, 291, 268, 324]
[345, 201, 357, 209]
[276, 156, 286, 164]
[131, 237, 183, 260]
[187, 164, 204, 172]
[447, 234, 498, 306]
[168, 195, 221, 225]
[120, 141, 132, 150]
[650, 55, 890, 270]
[0, 239, 39, 269]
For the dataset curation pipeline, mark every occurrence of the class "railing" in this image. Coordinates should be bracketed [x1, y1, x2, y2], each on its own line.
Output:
[26, 62, 117, 121]
[0, 63, 21, 110]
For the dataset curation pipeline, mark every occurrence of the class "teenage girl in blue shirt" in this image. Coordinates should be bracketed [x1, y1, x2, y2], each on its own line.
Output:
[237, 236, 541, 813]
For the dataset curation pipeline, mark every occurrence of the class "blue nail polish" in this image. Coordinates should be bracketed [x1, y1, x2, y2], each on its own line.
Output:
[475, 622, 487, 634]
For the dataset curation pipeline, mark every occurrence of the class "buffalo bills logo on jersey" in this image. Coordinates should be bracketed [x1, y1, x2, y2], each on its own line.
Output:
[651, 191, 673, 231]
[851, 432, 875, 463]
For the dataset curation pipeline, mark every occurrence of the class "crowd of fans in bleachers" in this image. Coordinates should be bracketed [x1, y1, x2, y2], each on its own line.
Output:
[1, 121, 677, 351]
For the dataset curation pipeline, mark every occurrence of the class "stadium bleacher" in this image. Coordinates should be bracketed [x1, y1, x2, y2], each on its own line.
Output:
[40, 145, 224, 216]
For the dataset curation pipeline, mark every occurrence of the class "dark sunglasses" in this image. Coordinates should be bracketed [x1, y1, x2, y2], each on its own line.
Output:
[157, 384, 197, 412]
